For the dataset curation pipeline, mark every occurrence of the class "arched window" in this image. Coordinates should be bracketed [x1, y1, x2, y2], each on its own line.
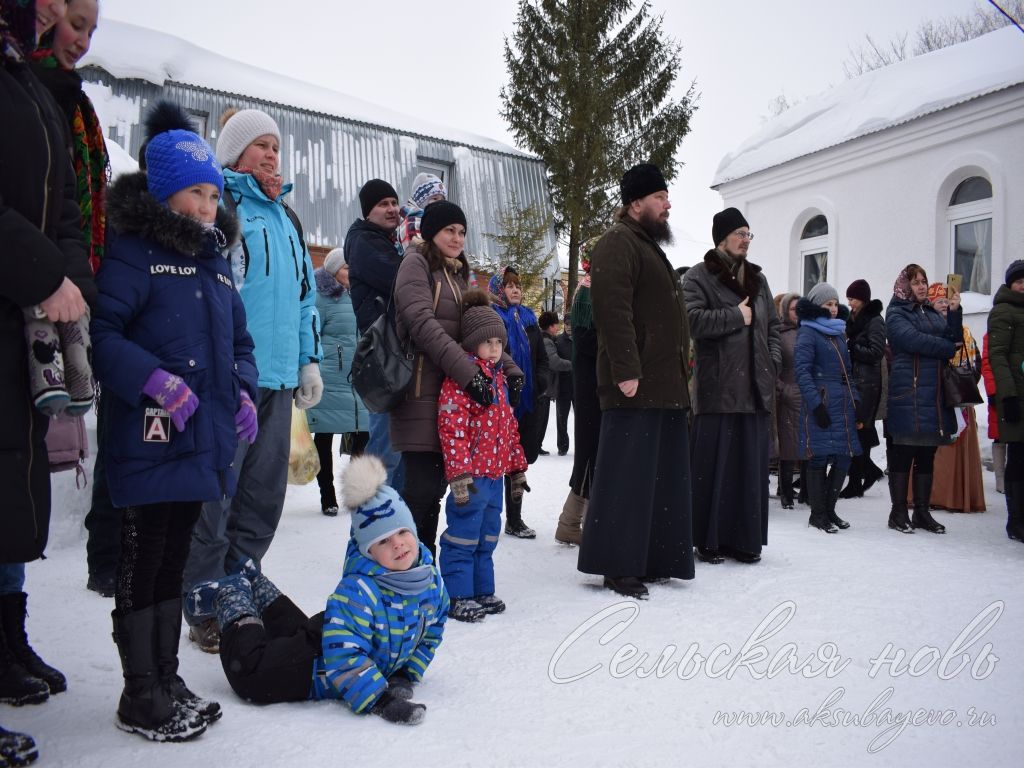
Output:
[947, 176, 992, 293]
[800, 215, 829, 294]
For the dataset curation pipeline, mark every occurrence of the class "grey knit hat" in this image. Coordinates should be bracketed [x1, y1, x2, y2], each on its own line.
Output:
[323, 248, 346, 275]
[807, 282, 839, 307]
[215, 109, 281, 168]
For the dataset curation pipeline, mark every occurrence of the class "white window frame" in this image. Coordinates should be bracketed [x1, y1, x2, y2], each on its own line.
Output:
[947, 197, 993, 296]
[800, 235, 828, 295]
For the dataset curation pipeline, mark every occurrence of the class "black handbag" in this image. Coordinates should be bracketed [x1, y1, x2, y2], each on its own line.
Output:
[350, 297, 414, 414]
[941, 361, 982, 407]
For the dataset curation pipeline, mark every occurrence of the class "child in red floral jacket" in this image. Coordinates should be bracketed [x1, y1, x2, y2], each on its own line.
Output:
[438, 290, 529, 622]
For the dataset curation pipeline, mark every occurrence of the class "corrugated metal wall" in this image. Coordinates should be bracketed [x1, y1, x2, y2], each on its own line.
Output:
[82, 67, 557, 270]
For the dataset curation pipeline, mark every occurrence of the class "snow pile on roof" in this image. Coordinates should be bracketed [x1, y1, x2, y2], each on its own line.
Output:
[80, 18, 528, 158]
[106, 137, 138, 178]
[713, 27, 1024, 186]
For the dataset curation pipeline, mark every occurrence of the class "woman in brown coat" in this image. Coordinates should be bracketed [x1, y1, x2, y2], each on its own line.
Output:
[391, 202, 522, 554]
[775, 292, 804, 509]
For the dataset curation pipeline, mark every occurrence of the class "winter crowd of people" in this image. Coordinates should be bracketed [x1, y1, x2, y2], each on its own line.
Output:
[2, 0, 1020, 764]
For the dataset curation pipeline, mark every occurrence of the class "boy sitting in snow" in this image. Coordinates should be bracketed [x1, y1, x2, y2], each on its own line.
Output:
[437, 290, 529, 622]
[189, 455, 447, 725]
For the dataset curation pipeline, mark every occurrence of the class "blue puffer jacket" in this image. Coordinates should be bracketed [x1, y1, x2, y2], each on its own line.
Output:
[91, 172, 258, 507]
[885, 295, 960, 445]
[224, 170, 320, 389]
[305, 268, 368, 434]
[794, 300, 861, 458]
[312, 539, 447, 713]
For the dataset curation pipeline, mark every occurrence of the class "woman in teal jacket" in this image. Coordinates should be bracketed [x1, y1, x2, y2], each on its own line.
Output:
[307, 249, 369, 515]
[183, 107, 323, 652]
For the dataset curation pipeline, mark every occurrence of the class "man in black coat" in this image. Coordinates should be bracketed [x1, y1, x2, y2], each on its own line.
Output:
[344, 179, 405, 490]
[577, 164, 694, 599]
[554, 317, 574, 455]
[683, 207, 781, 565]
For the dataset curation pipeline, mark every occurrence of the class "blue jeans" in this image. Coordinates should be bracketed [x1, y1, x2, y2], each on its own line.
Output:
[0, 562, 26, 594]
[366, 411, 405, 492]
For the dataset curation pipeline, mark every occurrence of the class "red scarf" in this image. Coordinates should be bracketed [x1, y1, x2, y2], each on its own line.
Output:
[233, 165, 284, 201]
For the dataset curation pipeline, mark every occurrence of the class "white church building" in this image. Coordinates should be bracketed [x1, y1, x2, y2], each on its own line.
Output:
[712, 26, 1024, 336]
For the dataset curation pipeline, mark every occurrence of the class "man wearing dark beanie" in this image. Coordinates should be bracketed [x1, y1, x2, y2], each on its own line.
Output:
[682, 206, 780, 565]
[577, 163, 694, 598]
[345, 178, 405, 490]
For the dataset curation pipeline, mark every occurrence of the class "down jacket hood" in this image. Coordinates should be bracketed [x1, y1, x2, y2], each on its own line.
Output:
[106, 171, 239, 256]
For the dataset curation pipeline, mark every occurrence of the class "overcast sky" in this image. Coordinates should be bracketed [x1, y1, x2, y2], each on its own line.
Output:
[97, 0, 982, 265]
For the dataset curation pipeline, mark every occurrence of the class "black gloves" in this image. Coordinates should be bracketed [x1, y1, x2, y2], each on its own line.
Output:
[465, 371, 493, 407]
[1003, 396, 1021, 424]
[813, 403, 831, 429]
[386, 670, 415, 701]
[371, 691, 426, 725]
[507, 375, 524, 407]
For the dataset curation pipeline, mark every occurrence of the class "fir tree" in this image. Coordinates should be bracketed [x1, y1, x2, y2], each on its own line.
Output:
[500, 0, 696, 299]
[486, 191, 557, 311]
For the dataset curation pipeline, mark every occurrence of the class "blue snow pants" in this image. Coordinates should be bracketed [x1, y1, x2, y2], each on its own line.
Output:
[439, 476, 503, 599]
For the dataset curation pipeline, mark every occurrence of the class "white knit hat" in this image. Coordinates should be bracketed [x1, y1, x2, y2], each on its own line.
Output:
[215, 109, 282, 168]
[410, 172, 446, 208]
[323, 248, 346, 275]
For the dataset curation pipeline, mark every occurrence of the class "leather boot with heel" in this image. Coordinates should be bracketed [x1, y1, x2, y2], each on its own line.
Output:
[887, 471, 914, 533]
[911, 473, 945, 534]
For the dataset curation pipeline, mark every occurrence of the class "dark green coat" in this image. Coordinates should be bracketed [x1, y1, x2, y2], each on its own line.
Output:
[589, 217, 690, 411]
[988, 285, 1024, 443]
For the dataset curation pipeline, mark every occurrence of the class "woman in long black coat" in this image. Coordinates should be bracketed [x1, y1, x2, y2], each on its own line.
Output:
[841, 280, 887, 498]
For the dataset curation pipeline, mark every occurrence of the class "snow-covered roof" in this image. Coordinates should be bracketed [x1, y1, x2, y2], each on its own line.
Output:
[713, 26, 1024, 187]
[80, 19, 529, 158]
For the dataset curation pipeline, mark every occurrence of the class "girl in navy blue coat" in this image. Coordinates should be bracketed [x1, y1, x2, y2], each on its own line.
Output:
[795, 283, 861, 534]
[91, 102, 258, 743]
[884, 264, 961, 535]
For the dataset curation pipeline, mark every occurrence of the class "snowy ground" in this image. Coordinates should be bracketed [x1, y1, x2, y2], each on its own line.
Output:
[8, 412, 1024, 768]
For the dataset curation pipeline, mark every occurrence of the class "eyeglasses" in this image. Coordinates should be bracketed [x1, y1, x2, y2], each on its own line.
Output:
[732, 231, 754, 241]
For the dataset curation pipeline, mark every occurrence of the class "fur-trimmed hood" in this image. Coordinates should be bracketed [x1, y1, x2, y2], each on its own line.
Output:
[314, 266, 347, 298]
[106, 171, 239, 257]
[702, 248, 765, 303]
[778, 291, 801, 328]
[796, 297, 850, 323]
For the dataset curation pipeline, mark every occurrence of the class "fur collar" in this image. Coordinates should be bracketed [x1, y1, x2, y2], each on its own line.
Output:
[314, 266, 346, 298]
[106, 171, 239, 257]
[702, 248, 763, 302]
[796, 297, 830, 322]
[849, 298, 883, 330]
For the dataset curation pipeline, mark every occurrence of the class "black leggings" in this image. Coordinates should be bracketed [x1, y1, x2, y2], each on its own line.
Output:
[401, 451, 447, 555]
[314, 432, 369, 504]
[115, 501, 201, 616]
[886, 441, 937, 474]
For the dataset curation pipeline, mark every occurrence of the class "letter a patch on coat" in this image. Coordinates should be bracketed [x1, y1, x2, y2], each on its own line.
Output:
[144, 407, 171, 443]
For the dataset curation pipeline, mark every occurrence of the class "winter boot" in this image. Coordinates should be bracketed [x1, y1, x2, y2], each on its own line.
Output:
[0, 725, 38, 767]
[234, 560, 282, 615]
[0, 593, 65, 695]
[796, 462, 808, 505]
[555, 491, 586, 545]
[56, 312, 95, 416]
[911, 473, 946, 534]
[0, 621, 49, 707]
[887, 471, 914, 533]
[1005, 481, 1024, 542]
[503, 492, 536, 539]
[448, 598, 487, 623]
[213, 575, 259, 632]
[474, 595, 506, 614]
[778, 461, 795, 509]
[861, 456, 885, 494]
[806, 465, 838, 533]
[319, 480, 339, 517]
[111, 608, 207, 742]
[23, 308, 69, 415]
[839, 455, 864, 499]
[153, 599, 221, 725]
[826, 465, 851, 529]
[993, 442, 1007, 494]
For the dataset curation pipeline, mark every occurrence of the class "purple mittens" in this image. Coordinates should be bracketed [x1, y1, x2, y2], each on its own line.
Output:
[142, 368, 199, 432]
